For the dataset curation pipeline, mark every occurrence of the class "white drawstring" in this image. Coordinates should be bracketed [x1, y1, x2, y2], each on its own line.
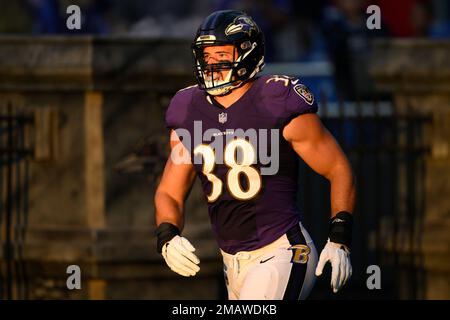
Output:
[232, 252, 251, 280]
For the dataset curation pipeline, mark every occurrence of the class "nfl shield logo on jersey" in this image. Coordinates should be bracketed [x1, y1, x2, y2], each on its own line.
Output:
[218, 112, 228, 124]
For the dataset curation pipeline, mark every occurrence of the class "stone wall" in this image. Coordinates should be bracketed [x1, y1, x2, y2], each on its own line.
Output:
[0, 36, 222, 299]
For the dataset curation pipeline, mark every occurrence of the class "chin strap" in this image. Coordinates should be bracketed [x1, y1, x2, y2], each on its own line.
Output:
[206, 79, 247, 97]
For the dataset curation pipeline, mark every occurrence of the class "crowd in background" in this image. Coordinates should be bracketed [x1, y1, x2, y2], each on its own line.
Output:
[1, 0, 449, 99]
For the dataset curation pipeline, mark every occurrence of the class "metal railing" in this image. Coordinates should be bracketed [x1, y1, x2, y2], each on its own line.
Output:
[0, 104, 33, 299]
[300, 96, 431, 299]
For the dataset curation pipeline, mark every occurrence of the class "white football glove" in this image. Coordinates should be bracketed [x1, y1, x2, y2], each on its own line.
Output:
[315, 239, 352, 293]
[162, 235, 200, 277]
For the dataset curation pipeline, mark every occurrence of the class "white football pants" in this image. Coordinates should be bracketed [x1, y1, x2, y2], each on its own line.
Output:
[221, 222, 318, 300]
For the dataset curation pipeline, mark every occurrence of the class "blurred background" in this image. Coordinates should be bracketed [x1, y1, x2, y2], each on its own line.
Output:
[0, 0, 449, 299]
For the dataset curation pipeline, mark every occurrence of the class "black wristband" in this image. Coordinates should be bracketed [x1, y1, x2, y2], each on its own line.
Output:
[155, 222, 180, 253]
[329, 211, 353, 248]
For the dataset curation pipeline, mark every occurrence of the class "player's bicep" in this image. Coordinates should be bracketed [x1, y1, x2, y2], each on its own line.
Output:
[156, 131, 196, 204]
[283, 114, 345, 178]
[157, 157, 196, 202]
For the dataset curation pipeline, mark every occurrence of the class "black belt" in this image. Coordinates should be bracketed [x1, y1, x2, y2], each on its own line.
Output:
[286, 223, 306, 245]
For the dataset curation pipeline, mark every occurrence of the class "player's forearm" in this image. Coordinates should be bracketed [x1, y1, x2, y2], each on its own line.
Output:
[154, 190, 185, 231]
[325, 162, 355, 251]
[328, 162, 356, 217]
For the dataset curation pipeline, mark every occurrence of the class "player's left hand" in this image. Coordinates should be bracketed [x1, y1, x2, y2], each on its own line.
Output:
[315, 239, 352, 293]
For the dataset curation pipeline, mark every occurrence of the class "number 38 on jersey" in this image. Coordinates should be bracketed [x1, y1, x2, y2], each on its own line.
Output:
[194, 138, 262, 202]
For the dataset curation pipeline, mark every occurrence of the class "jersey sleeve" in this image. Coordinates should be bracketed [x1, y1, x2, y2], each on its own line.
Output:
[259, 75, 318, 127]
[164, 86, 194, 130]
[284, 80, 318, 121]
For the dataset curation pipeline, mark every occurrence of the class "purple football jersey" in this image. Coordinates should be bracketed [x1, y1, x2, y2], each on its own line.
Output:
[165, 75, 318, 254]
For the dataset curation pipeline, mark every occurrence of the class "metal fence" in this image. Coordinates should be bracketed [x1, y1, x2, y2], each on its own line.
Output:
[0, 104, 33, 299]
[300, 96, 431, 299]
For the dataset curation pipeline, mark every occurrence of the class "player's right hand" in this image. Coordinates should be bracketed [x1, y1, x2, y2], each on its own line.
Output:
[162, 235, 200, 277]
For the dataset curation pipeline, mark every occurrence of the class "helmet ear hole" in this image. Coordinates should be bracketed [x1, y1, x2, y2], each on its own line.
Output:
[240, 41, 251, 50]
[237, 68, 247, 76]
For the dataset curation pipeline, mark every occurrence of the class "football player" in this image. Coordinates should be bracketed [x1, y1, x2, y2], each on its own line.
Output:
[154, 10, 356, 299]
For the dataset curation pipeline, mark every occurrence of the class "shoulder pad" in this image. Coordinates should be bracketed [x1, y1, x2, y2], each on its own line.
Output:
[165, 85, 197, 129]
